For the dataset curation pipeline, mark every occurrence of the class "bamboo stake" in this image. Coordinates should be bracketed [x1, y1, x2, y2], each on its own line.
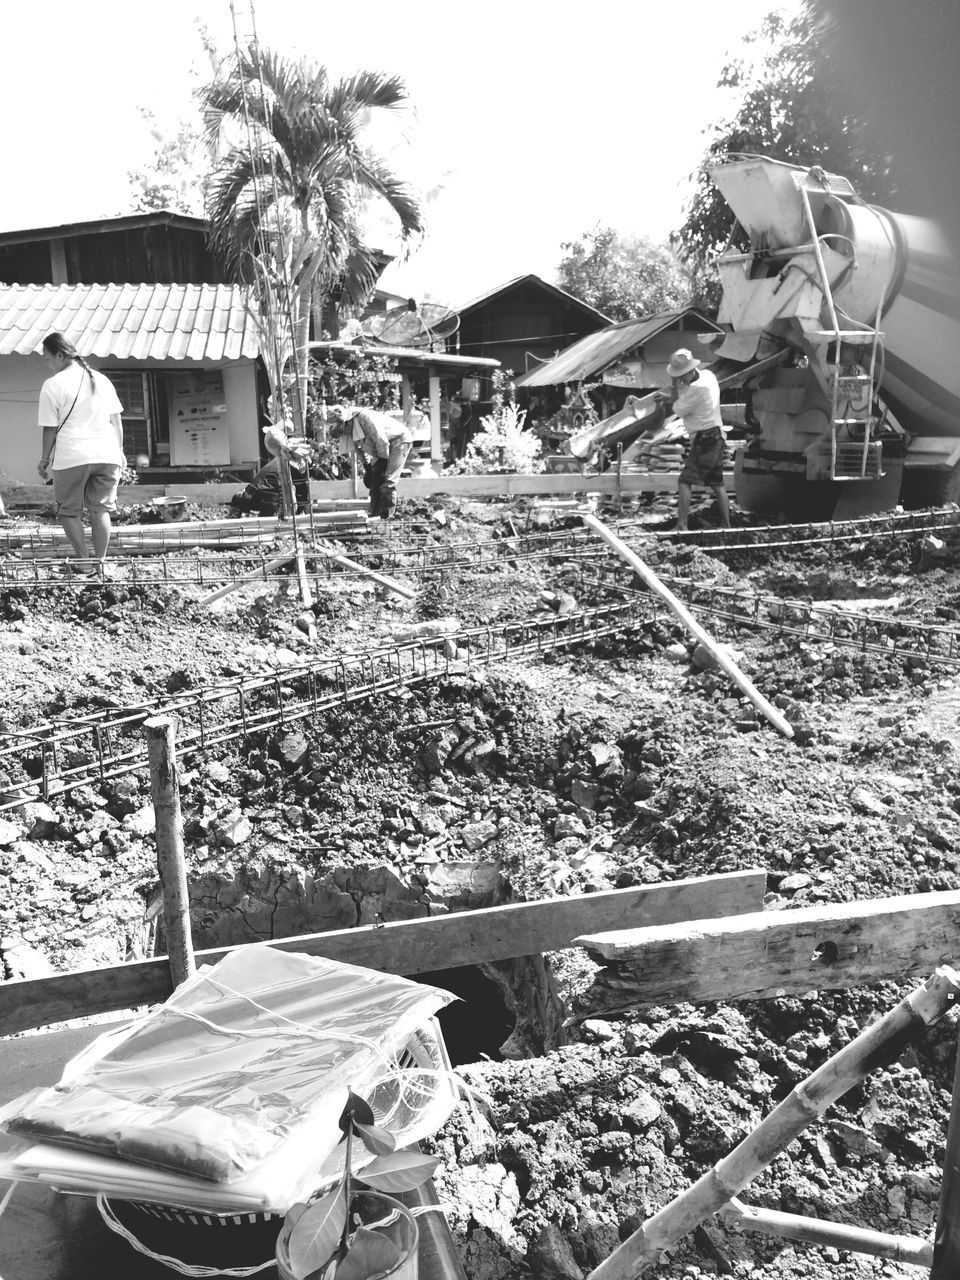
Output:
[587, 966, 960, 1280]
[198, 553, 295, 606]
[314, 545, 417, 599]
[144, 716, 195, 989]
[581, 512, 793, 738]
[720, 1198, 933, 1267]
[931, 1014, 960, 1277]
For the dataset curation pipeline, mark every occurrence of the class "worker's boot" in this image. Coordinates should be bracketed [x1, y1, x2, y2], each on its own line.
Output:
[368, 491, 382, 518]
[380, 488, 398, 520]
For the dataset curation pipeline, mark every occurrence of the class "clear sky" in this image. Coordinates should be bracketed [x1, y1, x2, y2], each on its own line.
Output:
[5, 0, 797, 305]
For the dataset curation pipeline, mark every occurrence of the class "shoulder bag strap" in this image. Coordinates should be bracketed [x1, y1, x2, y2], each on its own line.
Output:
[47, 370, 84, 467]
[56, 370, 86, 435]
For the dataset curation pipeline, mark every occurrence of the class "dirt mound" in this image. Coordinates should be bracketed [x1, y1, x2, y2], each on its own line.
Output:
[2, 497, 959, 1278]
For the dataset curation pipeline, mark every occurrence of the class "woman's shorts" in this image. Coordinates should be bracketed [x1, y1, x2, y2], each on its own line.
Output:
[679, 429, 727, 487]
[53, 464, 122, 519]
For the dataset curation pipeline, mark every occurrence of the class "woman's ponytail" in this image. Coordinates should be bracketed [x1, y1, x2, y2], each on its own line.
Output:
[42, 332, 96, 392]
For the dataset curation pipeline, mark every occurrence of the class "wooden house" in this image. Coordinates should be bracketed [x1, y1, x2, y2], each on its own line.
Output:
[455, 275, 610, 389]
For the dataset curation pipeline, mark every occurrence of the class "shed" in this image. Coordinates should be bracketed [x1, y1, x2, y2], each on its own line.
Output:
[456, 275, 610, 385]
[0, 212, 224, 287]
[514, 308, 722, 391]
[309, 339, 500, 464]
[0, 283, 261, 485]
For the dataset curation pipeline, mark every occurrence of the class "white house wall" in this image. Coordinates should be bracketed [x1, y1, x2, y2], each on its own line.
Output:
[0, 356, 260, 485]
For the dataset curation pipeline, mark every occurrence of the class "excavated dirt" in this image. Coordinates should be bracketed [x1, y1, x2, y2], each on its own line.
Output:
[2, 492, 960, 1279]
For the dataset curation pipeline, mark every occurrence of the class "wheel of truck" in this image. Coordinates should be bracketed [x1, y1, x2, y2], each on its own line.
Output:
[900, 462, 960, 509]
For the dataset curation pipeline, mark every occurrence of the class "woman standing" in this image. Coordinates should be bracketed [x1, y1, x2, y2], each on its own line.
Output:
[37, 333, 125, 574]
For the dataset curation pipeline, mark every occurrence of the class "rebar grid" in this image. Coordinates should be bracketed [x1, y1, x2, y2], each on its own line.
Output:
[0, 596, 655, 811]
[590, 563, 960, 667]
[0, 525, 610, 590]
[654, 506, 960, 552]
[6, 503, 960, 591]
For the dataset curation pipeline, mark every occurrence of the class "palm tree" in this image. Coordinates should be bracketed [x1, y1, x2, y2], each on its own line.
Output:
[202, 49, 423, 426]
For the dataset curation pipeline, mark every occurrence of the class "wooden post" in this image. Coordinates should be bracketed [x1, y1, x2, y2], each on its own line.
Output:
[931, 1016, 960, 1276]
[587, 966, 960, 1280]
[581, 513, 794, 738]
[145, 716, 195, 988]
[428, 373, 442, 465]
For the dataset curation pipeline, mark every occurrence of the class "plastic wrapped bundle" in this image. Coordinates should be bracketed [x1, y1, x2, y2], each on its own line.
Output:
[0, 949, 456, 1208]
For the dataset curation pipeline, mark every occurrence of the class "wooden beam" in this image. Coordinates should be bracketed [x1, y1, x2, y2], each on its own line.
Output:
[1, 471, 732, 510]
[0, 871, 764, 1036]
[588, 966, 960, 1279]
[575, 890, 960, 1014]
[305, 472, 732, 500]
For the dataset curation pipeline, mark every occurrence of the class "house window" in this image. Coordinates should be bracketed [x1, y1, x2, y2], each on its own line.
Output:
[103, 370, 168, 464]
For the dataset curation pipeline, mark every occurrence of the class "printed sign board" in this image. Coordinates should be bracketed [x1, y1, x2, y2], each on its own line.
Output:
[169, 371, 231, 465]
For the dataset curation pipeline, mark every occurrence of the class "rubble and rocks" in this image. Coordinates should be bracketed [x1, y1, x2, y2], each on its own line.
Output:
[1, 497, 959, 1278]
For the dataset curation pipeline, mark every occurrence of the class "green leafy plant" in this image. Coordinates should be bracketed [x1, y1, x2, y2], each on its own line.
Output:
[278, 1089, 438, 1280]
[449, 371, 544, 475]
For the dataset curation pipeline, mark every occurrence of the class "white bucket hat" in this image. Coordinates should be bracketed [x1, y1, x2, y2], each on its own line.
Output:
[666, 348, 701, 378]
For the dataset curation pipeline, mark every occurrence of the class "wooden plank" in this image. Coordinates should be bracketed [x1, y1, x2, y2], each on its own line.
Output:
[306, 472, 733, 500]
[575, 890, 960, 1013]
[1, 471, 733, 511]
[0, 872, 764, 1036]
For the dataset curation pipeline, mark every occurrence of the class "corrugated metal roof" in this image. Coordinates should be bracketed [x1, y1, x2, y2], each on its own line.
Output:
[0, 284, 260, 361]
[514, 308, 721, 387]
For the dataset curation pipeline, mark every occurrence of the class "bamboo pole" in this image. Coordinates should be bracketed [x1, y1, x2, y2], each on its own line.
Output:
[587, 966, 960, 1280]
[198, 553, 295, 606]
[315, 545, 417, 599]
[581, 512, 794, 738]
[720, 1198, 933, 1267]
[144, 716, 195, 989]
[931, 1015, 960, 1277]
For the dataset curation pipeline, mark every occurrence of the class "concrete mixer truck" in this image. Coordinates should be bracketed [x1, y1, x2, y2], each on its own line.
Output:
[707, 154, 960, 518]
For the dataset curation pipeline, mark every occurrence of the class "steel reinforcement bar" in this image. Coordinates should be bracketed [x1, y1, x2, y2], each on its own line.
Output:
[592, 564, 960, 667]
[654, 506, 960, 552]
[0, 597, 656, 811]
[5, 506, 960, 590]
[0, 525, 614, 590]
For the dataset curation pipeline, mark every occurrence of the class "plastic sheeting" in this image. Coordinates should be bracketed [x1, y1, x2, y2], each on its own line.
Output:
[0, 950, 456, 1209]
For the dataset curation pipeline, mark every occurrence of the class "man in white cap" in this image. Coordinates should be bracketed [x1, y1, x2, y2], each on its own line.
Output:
[659, 348, 730, 531]
[327, 404, 412, 519]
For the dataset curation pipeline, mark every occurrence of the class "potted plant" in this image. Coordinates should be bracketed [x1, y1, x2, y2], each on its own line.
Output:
[276, 1089, 439, 1280]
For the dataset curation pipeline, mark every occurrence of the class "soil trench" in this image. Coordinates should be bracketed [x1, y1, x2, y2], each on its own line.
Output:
[2, 492, 959, 1279]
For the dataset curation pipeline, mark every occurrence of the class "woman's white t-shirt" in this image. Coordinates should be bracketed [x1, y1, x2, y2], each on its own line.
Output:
[38, 366, 124, 470]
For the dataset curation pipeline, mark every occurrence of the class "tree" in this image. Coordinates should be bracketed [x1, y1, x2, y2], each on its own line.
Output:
[201, 49, 423, 427]
[127, 109, 209, 217]
[556, 227, 691, 322]
[674, 6, 898, 309]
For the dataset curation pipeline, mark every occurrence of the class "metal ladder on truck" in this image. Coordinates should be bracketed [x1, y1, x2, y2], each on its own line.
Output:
[796, 178, 885, 483]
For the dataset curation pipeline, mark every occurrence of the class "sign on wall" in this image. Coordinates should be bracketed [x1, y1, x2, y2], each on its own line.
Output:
[169, 370, 230, 465]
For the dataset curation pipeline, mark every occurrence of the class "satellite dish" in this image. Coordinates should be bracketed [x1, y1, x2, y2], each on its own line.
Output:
[363, 298, 460, 348]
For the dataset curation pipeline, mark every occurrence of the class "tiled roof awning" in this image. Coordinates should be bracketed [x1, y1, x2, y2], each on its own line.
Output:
[0, 284, 260, 361]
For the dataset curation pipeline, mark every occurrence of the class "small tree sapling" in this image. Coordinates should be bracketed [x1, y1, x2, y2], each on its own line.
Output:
[278, 1089, 438, 1280]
